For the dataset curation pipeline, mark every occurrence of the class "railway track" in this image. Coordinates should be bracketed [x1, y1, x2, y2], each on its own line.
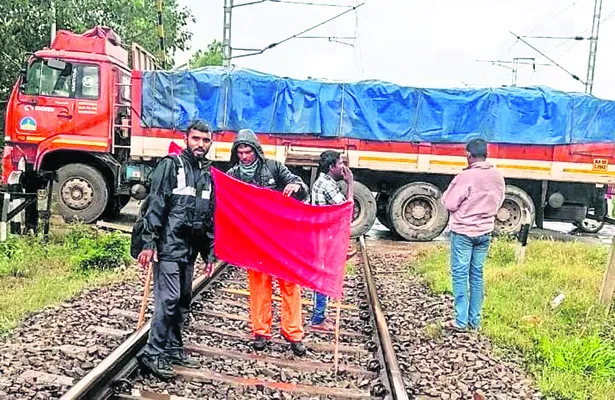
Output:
[58, 237, 409, 400]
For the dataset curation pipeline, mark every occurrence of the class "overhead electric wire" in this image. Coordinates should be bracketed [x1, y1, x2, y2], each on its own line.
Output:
[231, 2, 364, 59]
[268, 0, 353, 7]
[510, 31, 584, 83]
[475, 1, 582, 82]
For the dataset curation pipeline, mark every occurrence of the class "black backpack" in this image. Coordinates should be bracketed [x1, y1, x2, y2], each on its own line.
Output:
[130, 196, 150, 259]
[130, 156, 184, 259]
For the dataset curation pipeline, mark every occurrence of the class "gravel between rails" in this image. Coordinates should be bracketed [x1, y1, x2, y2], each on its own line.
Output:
[123, 264, 385, 399]
[366, 246, 542, 400]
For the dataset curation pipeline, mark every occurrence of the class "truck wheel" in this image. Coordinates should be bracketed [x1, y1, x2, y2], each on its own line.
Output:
[376, 193, 392, 230]
[56, 163, 109, 223]
[573, 201, 607, 234]
[388, 182, 449, 241]
[574, 219, 605, 234]
[494, 185, 535, 236]
[339, 180, 377, 238]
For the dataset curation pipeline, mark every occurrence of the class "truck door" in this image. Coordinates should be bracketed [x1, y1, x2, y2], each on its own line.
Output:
[72, 62, 106, 139]
[18, 58, 105, 142]
[17, 58, 76, 142]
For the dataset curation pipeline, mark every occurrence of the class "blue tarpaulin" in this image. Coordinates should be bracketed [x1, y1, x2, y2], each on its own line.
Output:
[140, 67, 615, 145]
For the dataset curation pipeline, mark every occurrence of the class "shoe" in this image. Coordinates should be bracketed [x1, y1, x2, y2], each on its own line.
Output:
[253, 334, 268, 351]
[442, 320, 467, 333]
[137, 353, 176, 380]
[290, 341, 307, 357]
[311, 319, 335, 332]
[167, 351, 201, 368]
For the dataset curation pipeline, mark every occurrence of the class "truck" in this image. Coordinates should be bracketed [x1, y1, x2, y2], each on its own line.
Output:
[2, 26, 614, 241]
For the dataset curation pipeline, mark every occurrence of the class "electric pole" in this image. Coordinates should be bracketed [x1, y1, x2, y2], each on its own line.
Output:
[156, 0, 167, 69]
[50, 0, 56, 43]
[222, 0, 233, 67]
[586, 0, 603, 94]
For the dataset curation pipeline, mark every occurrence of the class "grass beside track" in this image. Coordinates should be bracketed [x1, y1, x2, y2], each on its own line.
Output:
[0, 224, 133, 336]
[411, 238, 615, 400]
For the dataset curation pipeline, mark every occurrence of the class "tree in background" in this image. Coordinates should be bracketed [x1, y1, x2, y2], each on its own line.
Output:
[0, 0, 195, 133]
[189, 40, 223, 68]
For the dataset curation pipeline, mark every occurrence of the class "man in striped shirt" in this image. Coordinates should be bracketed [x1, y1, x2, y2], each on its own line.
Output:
[310, 150, 353, 331]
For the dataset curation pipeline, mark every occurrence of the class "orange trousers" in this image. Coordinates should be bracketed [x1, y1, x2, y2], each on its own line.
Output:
[248, 269, 304, 342]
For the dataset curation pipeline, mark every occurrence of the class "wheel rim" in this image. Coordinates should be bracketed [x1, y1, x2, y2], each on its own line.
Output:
[401, 195, 437, 230]
[60, 178, 94, 211]
[580, 218, 603, 233]
[353, 198, 362, 222]
[495, 198, 523, 233]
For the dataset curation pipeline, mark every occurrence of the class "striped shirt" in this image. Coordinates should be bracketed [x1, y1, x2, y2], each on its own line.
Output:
[312, 173, 346, 206]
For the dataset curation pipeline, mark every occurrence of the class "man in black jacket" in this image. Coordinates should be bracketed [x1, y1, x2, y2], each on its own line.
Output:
[136, 119, 215, 379]
[227, 128, 309, 356]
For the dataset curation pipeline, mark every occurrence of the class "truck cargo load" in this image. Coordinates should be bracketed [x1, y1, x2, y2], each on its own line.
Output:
[141, 67, 615, 146]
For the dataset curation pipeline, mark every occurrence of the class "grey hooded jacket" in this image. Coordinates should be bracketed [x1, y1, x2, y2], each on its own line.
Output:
[227, 129, 309, 201]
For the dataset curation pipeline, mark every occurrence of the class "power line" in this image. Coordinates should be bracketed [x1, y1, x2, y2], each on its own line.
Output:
[476, 57, 554, 86]
[523, 35, 589, 40]
[231, 3, 364, 60]
[476, 59, 553, 66]
[526, 0, 582, 34]
[474, 1, 582, 82]
[546, 7, 615, 55]
[269, 0, 354, 7]
[510, 31, 584, 84]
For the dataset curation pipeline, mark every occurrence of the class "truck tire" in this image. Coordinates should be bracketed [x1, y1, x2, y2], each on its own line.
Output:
[494, 185, 535, 236]
[56, 163, 109, 223]
[376, 193, 393, 230]
[574, 219, 605, 234]
[573, 200, 607, 234]
[388, 182, 449, 242]
[339, 180, 377, 238]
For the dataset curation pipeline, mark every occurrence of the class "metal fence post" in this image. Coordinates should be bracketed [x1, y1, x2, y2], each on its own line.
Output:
[0, 193, 12, 242]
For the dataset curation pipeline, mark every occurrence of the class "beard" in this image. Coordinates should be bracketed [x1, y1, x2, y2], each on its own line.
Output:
[191, 147, 208, 160]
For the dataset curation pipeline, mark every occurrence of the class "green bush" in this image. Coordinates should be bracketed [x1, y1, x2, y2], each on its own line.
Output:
[0, 235, 45, 278]
[70, 230, 131, 271]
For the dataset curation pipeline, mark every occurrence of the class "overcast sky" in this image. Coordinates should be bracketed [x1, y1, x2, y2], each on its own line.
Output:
[175, 0, 615, 100]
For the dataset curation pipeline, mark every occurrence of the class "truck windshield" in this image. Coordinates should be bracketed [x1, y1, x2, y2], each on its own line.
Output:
[23, 59, 100, 100]
[24, 59, 72, 97]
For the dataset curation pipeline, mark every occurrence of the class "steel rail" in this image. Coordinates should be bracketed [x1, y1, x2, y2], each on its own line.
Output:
[60, 262, 228, 400]
[359, 236, 409, 400]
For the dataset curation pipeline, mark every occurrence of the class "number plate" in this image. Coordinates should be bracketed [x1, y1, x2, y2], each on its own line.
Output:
[593, 158, 609, 171]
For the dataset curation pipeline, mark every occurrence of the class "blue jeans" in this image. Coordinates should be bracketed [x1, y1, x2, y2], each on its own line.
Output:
[450, 232, 491, 328]
[311, 292, 328, 324]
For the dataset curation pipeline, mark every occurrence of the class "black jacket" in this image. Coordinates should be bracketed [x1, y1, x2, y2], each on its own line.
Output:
[141, 149, 215, 264]
[226, 129, 309, 200]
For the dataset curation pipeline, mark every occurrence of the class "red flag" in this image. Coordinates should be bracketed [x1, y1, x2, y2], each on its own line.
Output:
[168, 141, 183, 156]
[212, 168, 353, 299]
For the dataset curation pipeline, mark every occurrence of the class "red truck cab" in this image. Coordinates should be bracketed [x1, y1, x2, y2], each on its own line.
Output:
[3, 27, 134, 222]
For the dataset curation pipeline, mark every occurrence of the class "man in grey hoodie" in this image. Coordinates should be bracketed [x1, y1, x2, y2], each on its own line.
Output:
[227, 129, 309, 356]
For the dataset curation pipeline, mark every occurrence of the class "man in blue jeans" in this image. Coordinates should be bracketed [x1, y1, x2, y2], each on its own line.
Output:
[310, 150, 353, 331]
[441, 138, 505, 331]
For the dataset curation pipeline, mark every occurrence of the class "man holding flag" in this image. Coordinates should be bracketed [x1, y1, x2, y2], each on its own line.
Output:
[226, 129, 310, 356]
